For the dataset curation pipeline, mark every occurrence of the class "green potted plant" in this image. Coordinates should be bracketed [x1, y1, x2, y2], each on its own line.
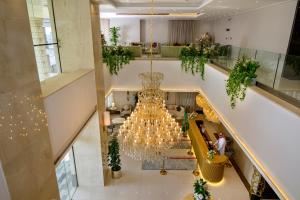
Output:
[109, 26, 120, 46]
[108, 136, 122, 178]
[193, 179, 210, 200]
[181, 111, 189, 137]
[226, 56, 260, 108]
[102, 26, 134, 75]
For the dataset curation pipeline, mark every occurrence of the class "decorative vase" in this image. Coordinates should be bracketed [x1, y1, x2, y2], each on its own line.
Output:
[112, 170, 122, 179]
[194, 193, 204, 200]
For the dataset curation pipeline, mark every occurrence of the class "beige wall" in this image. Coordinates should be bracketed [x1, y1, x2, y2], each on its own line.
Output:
[73, 113, 104, 186]
[53, 0, 94, 72]
[0, 1, 59, 199]
[197, 0, 297, 53]
[90, 2, 110, 185]
[43, 71, 97, 161]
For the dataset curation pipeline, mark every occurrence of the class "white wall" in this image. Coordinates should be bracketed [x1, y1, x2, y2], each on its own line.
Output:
[109, 60, 202, 92]
[104, 59, 300, 199]
[44, 71, 97, 160]
[200, 63, 300, 200]
[141, 19, 169, 43]
[109, 19, 140, 44]
[197, 0, 297, 53]
[195, 20, 213, 40]
[100, 19, 110, 44]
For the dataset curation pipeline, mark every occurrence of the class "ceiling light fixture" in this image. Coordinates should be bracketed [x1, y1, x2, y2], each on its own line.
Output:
[118, 0, 181, 162]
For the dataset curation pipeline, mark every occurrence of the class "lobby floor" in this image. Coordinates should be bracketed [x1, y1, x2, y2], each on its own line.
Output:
[72, 113, 249, 200]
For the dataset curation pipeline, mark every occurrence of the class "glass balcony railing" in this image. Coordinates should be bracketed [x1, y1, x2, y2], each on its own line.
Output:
[211, 45, 300, 107]
[110, 44, 300, 107]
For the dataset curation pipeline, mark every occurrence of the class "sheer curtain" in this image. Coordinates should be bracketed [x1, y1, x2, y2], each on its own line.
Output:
[169, 20, 196, 44]
[175, 92, 197, 112]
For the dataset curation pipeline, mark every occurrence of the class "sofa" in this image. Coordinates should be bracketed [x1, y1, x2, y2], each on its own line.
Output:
[161, 46, 184, 58]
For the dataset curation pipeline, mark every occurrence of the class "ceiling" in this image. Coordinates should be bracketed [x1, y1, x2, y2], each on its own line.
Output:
[99, 0, 294, 20]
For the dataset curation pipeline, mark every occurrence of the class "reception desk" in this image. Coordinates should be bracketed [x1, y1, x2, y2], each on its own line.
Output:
[188, 115, 228, 183]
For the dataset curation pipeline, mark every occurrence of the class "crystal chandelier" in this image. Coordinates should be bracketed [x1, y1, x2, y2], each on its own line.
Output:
[117, 0, 181, 161]
[118, 72, 181, 161]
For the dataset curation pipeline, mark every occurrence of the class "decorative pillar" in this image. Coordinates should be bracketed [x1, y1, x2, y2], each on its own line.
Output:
[0, 1, 59, 199]
[89, 1, 110, 185]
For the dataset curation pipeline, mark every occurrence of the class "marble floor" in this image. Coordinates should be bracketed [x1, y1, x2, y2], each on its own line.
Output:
[72, 113, 249, 200]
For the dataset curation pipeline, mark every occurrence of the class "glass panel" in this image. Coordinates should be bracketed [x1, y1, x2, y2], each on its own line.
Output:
[239, 47, 256, 59]
[56, 162, 70, 200]
[34, 44, 60, 81]
[211, 45, 299, 106]
[26, 0, 57, 45]
[274, 54, 300, 103]
[228, 46, 240, 70]
[55, 148, 78, 200]
[255, 50, 280, 88]
[64, 150, 77, 196]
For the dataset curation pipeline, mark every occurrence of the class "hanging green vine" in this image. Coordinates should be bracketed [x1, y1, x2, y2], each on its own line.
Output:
[102, 27, 134, 75]
[179, 44, 218, 80]
[180, 46, 206, 80]
[226, 56, 260, 108]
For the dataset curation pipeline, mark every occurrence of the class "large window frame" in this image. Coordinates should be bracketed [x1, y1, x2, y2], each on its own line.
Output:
[26, 0, 62, 81]
[55, 147, 78, 200]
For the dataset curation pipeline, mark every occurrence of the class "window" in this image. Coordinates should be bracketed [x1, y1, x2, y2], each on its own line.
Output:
[56, 148, 78, 200]
[26, 0, 61, 81]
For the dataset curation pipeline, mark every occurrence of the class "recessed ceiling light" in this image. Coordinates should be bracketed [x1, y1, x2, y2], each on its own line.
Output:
[256, 0, 259, 3]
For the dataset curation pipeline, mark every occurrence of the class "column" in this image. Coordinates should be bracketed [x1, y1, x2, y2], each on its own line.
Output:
[0, 0, 60, 199]
[90, 0, 110, 185]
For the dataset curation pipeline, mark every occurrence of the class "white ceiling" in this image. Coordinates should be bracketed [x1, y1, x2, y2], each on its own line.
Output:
[99, 0, 295, 20]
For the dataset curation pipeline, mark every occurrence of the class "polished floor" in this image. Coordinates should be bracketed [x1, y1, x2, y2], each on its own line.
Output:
[72, 113, 249, 200]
